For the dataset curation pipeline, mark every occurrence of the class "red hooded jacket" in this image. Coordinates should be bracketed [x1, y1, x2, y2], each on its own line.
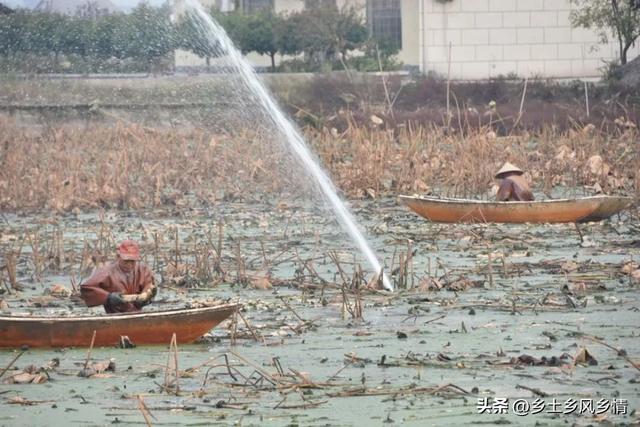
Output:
[80, 261, 155, 313]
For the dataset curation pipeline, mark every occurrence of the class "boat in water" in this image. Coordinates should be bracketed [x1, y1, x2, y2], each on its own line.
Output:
[398, 195, 634, 224]
[0, 304, 239, 348]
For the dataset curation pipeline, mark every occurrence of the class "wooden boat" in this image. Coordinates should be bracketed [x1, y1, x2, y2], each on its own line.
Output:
[0, 304, 239, 348]
[398, 195, 634, 224]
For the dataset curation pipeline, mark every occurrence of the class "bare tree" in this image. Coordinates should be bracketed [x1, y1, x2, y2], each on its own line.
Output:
[570, 0, 640, 65]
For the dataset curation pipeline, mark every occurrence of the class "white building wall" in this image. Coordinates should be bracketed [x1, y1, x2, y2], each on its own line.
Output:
[399, 0, 420, 67]
[274, 0, 303, 14]
[419, 0, 640, 79]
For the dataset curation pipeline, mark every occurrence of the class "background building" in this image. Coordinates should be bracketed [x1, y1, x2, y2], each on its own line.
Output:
[179, 0, 640, 79]
[34, 0, 119, 15]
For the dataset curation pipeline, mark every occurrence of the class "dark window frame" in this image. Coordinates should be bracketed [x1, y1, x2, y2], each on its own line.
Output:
[366, 0, 402, 50]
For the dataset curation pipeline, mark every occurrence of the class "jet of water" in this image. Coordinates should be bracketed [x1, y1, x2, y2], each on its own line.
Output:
[173, 0, 392, 291]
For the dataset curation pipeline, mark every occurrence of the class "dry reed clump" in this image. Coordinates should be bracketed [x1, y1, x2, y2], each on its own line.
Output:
[314, 121, 639, 202]
[0, 117, 637, 212]
[0, 118, 289, 212]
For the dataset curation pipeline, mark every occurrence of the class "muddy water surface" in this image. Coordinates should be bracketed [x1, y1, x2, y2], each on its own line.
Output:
[1, 198, 639, 426]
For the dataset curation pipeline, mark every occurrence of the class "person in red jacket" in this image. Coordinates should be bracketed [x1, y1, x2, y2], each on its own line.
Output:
[81, 240, 157, 313]
[495, 162, 534, 202]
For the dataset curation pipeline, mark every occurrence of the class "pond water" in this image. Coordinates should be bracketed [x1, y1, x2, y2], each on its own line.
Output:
[1, 198, 639, 426]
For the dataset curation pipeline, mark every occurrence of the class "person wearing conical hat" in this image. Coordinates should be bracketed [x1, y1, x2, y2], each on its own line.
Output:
[495, 162, 534, 201]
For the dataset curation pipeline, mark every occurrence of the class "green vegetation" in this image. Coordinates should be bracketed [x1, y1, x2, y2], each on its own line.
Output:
[0, 5, 176, 73]
[0, 3, 399, 74]
[213, 4, 398, 72]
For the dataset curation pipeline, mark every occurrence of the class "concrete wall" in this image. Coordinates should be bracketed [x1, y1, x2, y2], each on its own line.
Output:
[274, 0, 303, 14]
[175, 50, 275, 70]
[398, 0, 420, 68]
[276, 0, 366, 14]
[420, 0, 640, 79]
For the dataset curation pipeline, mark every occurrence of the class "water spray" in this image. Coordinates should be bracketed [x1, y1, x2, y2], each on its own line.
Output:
[172, 0, 392, 291]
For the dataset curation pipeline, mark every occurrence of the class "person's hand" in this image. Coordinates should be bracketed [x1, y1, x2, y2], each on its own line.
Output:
[134, 286, 157, 309]
[107, 292, 125, 307]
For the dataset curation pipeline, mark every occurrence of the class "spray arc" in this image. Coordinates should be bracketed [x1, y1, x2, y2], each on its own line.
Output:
[173, 0, 392, 291]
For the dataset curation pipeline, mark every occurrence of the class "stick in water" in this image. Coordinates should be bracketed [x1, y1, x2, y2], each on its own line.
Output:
[83, 330, 97, 371]
[137, 395, 155, 426]
[0, 350, 26, 380]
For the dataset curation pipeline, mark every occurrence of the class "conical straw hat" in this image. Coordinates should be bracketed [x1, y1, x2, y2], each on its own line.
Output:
[495, 162, 523, 179]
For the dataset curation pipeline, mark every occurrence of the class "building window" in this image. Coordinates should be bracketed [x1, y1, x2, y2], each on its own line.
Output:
[366, 0, 402, 50]
[241, 0, 273, 13]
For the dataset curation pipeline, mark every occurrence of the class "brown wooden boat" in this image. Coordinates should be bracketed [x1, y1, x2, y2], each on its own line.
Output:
[0, 304, 239, 348]
[398, 195, 634, 224]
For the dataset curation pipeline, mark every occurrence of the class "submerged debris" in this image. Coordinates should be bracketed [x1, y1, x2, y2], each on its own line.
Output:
[3, 369, 48, 384]
[78, 359, 116, 378]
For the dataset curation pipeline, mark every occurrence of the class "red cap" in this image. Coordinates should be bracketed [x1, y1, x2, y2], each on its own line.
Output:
[117, 240, 140, 261]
